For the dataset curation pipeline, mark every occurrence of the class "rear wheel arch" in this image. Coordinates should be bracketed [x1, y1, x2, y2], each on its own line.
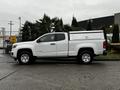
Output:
[77, 47, 94, 64]
[77, 47, 94, 56]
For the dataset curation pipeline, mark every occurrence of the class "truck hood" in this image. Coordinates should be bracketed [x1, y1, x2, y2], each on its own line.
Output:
[13, 41, 34, 46]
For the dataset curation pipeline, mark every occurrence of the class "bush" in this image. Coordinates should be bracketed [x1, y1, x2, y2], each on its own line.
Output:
[112, 24, 119, 43]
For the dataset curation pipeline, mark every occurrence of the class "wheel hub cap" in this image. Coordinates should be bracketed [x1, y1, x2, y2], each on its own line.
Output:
[21, 54, 29, 63]
[82, 53, 91, 63]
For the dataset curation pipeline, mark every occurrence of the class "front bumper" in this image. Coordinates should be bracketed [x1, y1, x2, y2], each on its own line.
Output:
[10, 48, 17, 58]
[10, 51, 17, 61]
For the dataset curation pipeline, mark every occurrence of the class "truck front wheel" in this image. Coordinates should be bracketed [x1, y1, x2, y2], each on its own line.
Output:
[18, 51, 33, 64]
[77, 50, 93, 64]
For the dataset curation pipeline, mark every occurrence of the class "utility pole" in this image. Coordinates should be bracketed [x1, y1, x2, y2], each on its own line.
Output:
[19, 17, 21, 31]
[19, 17, 22, 41]
[8, 21, 14, 37]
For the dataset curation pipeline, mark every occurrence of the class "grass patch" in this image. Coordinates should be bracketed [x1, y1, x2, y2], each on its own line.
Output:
[95, 50, 120, 60]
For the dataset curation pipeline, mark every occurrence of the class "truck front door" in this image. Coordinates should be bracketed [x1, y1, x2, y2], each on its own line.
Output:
[35, 34, 57, 57]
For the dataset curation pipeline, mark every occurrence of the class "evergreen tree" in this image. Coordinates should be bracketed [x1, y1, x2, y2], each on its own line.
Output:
[21, 14, 68, 41]
[64, 24, 72, 32]
[71, 17, 78, 27]
[112, 24, 119, 43]
[41, 14, 51, 33]
[59, 18, 64, 31]
[21, 21, 33, 41]
[101, 27, 107, 42]
[87, 19, 92, 30]
[54, 18, 64, 32]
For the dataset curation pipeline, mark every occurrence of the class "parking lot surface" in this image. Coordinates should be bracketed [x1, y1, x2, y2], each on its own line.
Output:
[0, 53, 120, 90]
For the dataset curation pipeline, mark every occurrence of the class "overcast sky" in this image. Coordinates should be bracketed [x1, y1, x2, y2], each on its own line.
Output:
[0, 0, 120, 33]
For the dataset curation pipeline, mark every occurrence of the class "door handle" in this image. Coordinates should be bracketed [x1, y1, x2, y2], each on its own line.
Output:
[50, 43, 56, 45]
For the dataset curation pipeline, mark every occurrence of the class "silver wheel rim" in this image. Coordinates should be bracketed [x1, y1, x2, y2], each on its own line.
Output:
[21, 54, 29, 63]
[82, 53, 91, 63]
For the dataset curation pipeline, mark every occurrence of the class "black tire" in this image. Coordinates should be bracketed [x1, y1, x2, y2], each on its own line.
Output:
[18, 51, 34, 65]
[77, 50, 93, 64]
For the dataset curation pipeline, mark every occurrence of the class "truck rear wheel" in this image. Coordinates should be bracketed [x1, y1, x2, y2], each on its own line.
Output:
[77, 50, 93, 64]
[18, 51, 33, 64]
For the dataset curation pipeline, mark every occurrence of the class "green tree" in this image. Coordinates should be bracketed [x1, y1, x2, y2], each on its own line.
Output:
[40, 14, 51, 33]
[30, 23, 41, 40]
[101, 27, 107, 41]
[21, 14, 69, 41]
[112, 24, 119, 43]
[101, 26, 109, 50]
[71, 17, 78, 27]
[53, 18, 64, 32]
[21, 14, 53, 41]
[64, 24, 72, 32]
[87, 19, 92, 30]
[21, 21, 33, 41]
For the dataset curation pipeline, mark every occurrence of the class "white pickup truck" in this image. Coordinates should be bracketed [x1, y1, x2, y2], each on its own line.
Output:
[11, 30, 107, 64]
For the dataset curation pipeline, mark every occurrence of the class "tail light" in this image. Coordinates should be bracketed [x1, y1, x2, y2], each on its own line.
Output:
[103, 41, 107, 49]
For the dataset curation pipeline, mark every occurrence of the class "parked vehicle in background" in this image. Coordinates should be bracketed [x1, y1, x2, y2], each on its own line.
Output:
[11, 30, 107, 64]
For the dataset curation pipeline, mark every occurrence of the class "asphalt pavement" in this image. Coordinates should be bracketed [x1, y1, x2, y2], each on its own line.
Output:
[0, 51, 120, 90]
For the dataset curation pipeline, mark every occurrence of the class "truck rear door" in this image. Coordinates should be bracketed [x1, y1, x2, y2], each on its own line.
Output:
[55, 33, 68, 56]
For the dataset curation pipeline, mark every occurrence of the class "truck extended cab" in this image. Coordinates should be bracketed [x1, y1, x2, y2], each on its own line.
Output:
[11, 30, 107, 64]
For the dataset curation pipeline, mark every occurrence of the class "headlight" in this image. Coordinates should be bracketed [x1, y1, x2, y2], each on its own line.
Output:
[12, 44, 17, 48]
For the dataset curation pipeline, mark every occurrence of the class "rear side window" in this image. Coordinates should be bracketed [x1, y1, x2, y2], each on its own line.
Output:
[56, 34, 65, 41]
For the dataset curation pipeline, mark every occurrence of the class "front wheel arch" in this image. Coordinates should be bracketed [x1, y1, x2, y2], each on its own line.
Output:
[17, 48, 33, 58]
[17, 49, 35, 64]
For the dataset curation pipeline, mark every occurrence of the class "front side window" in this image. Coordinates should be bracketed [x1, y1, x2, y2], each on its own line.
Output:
[38, 34, 55, 42]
